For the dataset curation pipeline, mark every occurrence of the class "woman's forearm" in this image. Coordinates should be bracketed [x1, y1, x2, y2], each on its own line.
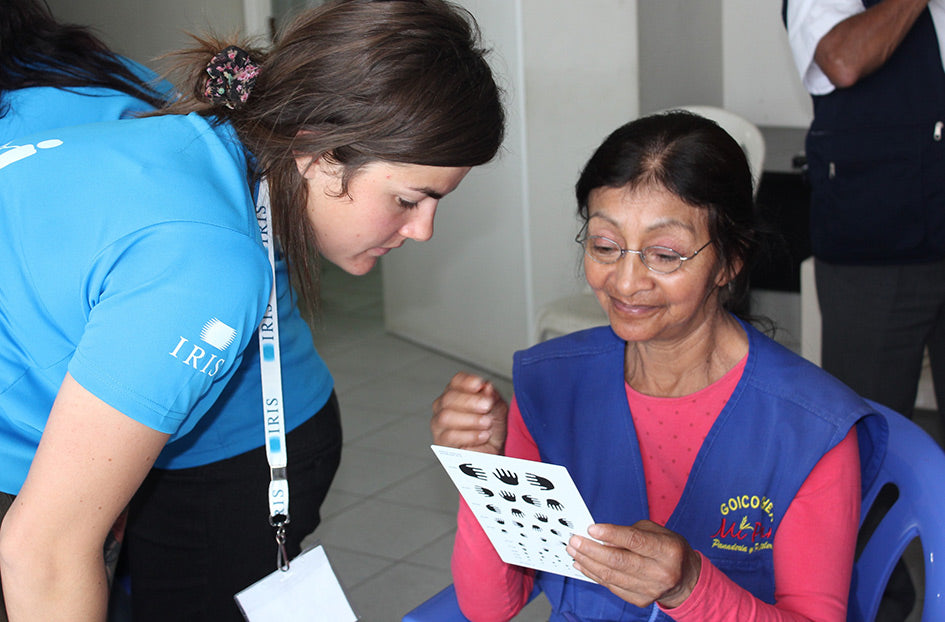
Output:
[0, 507, 109, 621]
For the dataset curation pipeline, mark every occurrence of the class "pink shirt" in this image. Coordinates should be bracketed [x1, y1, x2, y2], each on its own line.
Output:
[452, 355, 861, 621]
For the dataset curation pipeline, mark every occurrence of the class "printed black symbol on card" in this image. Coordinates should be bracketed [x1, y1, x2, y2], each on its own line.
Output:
[532, 525, 542, 532]
[514, 521, 524, 528]
[475, 486, 494, 497]
[547, 498, 564, 511]
[486, 504, 500, 513]
[511, 508, 525, 518]
[536, 513, 548, 523]
[460, 463, 487, 480]
[558, 518, 574, 528]
[495, 518, 505, 525]
[494, 469, 519, 485]
[500, 490, 516, 502]
[550, 528, 561, 537]
[522, 494, 541, 507]
[526, 473, 554, 490]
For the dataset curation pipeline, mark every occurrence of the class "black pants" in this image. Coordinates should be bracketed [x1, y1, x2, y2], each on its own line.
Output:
[0, 492, 12, 622]
[124, 393, 342, 622]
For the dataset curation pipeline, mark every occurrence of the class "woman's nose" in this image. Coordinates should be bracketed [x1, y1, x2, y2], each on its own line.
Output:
[401, 203, 437, 241]
[613, 251, 652, 292]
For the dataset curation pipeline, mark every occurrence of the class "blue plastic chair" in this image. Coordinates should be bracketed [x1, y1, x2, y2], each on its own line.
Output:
[404, 405, 945, 622]
[402, 583, 540, 621]
[401, 584, 467, 622]
[848, 403, 945, 621]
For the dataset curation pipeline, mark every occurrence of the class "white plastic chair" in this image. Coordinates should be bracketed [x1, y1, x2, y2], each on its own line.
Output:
[535, 106, 766, 343]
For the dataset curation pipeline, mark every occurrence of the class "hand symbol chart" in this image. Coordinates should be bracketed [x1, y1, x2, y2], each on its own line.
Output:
[494, 469, 519, 485]
[526, 473, 555, 491]
[459, 463, 487, 480]
[432, 444, 597, 582]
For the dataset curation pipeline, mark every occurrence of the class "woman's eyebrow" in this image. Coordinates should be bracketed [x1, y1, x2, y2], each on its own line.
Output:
[645, 218, 696, 234]
[588, 213, 696, 234]
[409, 186, 444, 200]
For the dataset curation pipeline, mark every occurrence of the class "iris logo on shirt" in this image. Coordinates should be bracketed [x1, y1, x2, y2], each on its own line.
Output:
[168, 318, 236, 377]
[0, 139, 64, 171]
[200, 318, 237, 350]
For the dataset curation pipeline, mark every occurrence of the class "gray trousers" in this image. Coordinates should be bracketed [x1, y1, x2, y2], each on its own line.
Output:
[815, 257, 945, 418]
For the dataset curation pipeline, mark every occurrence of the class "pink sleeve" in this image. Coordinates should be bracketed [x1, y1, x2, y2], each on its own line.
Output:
[663, 427, 861, 622]
[452, 396, 540, 622]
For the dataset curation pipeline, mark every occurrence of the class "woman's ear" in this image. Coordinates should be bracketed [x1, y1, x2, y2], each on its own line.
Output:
[295, 154, 319, 179]
[715, 257, 744, 289]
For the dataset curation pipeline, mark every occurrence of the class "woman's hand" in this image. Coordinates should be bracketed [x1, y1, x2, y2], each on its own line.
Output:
[431, 372, 508, 455]
[567, 520, 702, 609]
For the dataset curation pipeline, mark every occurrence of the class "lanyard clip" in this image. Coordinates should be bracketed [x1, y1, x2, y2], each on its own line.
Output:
[273, 522, 290, 572]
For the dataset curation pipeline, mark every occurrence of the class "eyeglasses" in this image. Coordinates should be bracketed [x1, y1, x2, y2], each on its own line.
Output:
[576, 231, 713, 274]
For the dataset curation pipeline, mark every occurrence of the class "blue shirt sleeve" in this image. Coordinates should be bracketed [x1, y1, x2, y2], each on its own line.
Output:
[68, 221, 271, 439]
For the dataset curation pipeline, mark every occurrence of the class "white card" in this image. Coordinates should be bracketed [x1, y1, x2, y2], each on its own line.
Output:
[432, 445, 597, 582]
[234, 543, 358, 621]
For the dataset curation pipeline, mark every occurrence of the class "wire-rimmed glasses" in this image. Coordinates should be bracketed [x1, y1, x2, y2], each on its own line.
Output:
[576, 231, 713, 274]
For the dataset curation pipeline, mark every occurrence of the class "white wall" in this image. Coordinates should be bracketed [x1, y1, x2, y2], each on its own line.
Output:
[722, 0, 811, 127]
[635, 0, 810, 128]
[382, 2, 530, 378]
[46, 0, 246, 66]
[638, 0, 723, 114]
[520, 1, 640, 335]
[382, 0, 638, 377]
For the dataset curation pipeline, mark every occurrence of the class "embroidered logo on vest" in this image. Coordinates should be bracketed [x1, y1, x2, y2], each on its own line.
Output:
[711, 493, 775, 554]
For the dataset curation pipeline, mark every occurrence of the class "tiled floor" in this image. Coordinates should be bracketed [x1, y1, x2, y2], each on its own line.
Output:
[304, 261, 944, 622]
[302, 263, 551, 620]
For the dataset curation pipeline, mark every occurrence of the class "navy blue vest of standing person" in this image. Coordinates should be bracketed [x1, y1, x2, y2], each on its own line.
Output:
[512, 320, 888, 621]
[790, 0, 945, 264]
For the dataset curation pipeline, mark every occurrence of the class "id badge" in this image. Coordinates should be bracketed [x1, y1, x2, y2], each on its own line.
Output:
[234, 542, 358, 621]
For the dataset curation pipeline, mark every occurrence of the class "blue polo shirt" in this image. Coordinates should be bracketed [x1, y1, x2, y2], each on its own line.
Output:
[0, 56, 170, 138]
[0, 113, 272, 493]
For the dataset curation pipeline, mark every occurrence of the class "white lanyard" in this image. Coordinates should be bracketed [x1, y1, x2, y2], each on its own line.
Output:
[255, 179, 290, 570]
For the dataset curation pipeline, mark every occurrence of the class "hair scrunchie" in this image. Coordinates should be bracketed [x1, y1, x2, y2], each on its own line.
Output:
[204, 46, 260, 109]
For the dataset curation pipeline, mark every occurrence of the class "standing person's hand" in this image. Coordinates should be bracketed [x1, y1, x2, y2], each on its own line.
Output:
[432, 372, 508, 455]
[567, 520, 702, 609]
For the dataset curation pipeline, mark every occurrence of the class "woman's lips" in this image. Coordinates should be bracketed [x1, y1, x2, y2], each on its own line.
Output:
[609, 297, 657, 315]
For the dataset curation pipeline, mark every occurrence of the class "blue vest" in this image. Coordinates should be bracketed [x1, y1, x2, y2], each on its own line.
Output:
[513, 320, 887, 621]
[803, 0, 945, 264]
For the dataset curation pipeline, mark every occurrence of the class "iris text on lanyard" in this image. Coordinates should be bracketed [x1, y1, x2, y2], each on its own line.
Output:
[256, 179, 291, 570]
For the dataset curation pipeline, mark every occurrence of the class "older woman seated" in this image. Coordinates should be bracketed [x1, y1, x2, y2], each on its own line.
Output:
[431, 111, 886, 622]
